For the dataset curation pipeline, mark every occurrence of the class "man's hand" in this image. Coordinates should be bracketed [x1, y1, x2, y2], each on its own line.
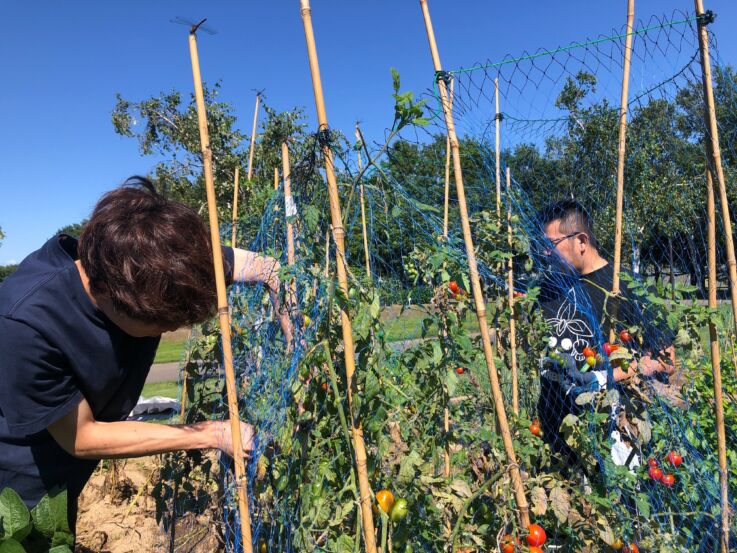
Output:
[638, 346, 676, 377]
[210, 420, 255, 458]
[542, 353, 600, 390]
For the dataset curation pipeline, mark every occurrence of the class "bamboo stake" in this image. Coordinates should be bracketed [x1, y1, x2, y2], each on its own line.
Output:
[705, 165, 730, 553]
[281, 141, 298, 314]
[299, 2, 377, 550]
[494, 78, 501, 222]
[696, 2, 731, 547]
[506, 168, 519, 416]
[274, 167, 279, 191]
[186, 25, 253, 552]
[419, 0, 530, 528]
[231, 166, 240, 247]
[610, 0, 635, 344]
[355, 124, 372, 277]
[443, 78, 454, 238]
[696, 0, 737, 331]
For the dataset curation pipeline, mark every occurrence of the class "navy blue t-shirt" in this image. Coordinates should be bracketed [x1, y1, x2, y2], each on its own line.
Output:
[0, 235, 161, 525]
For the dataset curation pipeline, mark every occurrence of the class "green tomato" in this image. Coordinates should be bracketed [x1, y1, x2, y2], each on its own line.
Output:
[390, 498, 409, 522]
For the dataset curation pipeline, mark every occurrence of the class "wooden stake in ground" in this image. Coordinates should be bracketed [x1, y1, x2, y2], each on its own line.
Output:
[610, 0, 635, 344]
[696, 0, 737, 331]
[419, 0, 530, 528]
[231, 166, 241, 247]
[281, 141, 298, 312]
[506, 168, 519, 415]
[355, 124, 372, 277]
[494, 78, 501, 222]
[232, 94, 260, 248]
[443, 78, 454, 238]
[186, 21, 253, 552]
[273, 167, 279, 191]
[298, 1, 377, 550]
[696, 1, 732, 548]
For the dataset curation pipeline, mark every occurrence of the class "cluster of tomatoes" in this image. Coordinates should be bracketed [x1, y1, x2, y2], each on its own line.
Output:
[646, 450, 683, 488]
[611, 540, 639, 552]
[375, 489, 409, 522]
[501, 523, 546, 552]
[448, 280, 468, 301]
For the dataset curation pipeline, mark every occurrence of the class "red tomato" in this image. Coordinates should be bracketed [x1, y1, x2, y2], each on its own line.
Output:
[667, 450, 683, 467]
[456, 367, 465, 375]
[661, 473, 676, 487]
[526, 524, 546, 547]
[648, 467, 663, 481]
[529, 547, 543, 553]
[529, 420, 541, 437]
[582, 346, 596, 358]
[321, 382, 329, 392]
[449, 281, 460, 294]
[603, 342, 621, 355]
[500, 535, 516, 553]
[647, 458, 658, 468]
[620, 330, 632, 342]
[513, 290, 525, 298]
[623, 543, 639, 553]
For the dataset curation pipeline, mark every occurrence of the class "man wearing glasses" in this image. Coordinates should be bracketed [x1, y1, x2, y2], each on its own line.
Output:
[534, 200, 678, 470]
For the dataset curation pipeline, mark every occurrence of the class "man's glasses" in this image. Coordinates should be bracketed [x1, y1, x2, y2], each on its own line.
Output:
[539, 231, 581, 256]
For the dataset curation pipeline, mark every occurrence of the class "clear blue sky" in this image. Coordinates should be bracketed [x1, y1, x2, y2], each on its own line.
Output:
[2, 1, 736, 264]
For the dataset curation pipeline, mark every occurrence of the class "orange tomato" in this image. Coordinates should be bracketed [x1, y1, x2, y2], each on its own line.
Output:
[376, 489, 395, 514]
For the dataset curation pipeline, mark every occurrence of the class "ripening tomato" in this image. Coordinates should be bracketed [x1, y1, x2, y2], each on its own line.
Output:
[603, 342, 620, 355]
[661, 473, 676, 487]
[582, 346, 596, 358]
[303, 314, 311, 326]
[586, 355, 597, 367]
[667, 450, 683, 467]
[376, 489, 395, 513]
[620, 330, 632, 342]
[449, 281, 460, 294]
[513, 290, 525, 298]
[648, 466, 663, 481]
[321, 382, 329, 392]
[622, 543, 639, 553]
[500, 534, 516, 553]
[454, 293, 462, 301]
[456, 367, 465, 375]
[529, 547, 543, 553]
[647, 458, 658, 468]
[390, 498, 409, 522]
[260, 541, 267, 553]
[611, 537, 624, 549]
[526, 524, 546, 547]
[529, 420, 541, 437]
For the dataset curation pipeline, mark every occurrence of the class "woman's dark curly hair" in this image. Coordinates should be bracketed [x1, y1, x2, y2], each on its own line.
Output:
[78, 177, 219, 327]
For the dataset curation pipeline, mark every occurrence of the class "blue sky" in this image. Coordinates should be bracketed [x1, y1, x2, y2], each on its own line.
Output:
[2, 1, 736, 264]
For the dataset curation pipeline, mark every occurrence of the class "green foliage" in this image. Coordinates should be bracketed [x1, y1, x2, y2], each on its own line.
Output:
[0, 488, 73, 553]
[0, 265, 18, 283]
[55, 220, 88, 238]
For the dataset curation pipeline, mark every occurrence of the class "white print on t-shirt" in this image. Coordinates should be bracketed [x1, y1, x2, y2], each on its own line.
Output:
[546, 287, 594, 362]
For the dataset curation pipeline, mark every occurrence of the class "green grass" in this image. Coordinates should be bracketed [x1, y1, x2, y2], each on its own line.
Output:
[153, 337, 188, 364]
[141, 380, 180, 399]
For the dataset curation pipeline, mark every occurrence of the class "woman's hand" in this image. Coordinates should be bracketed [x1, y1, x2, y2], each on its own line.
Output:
[209, 420, 255, 458]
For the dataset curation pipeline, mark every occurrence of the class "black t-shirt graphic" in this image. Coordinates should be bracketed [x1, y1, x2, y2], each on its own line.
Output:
[0, 235, 160, 529]
[536, 262, 669, 462]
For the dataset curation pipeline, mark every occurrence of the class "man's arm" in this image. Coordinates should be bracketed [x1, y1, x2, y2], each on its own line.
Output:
[47, 397, 253, 460]
[232, 248, 294, 346]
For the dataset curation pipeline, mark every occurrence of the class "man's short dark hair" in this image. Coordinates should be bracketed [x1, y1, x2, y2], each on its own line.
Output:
[538, 199, 599, 250]
[78, 176, 218, 328]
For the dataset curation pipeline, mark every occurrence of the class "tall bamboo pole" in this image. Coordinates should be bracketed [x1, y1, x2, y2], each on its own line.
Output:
[443, 78, 454, 238]
[706, 166, 730, 553]
[299, 2, 377, 550]
[355, 125, 372, 277]
[186, 25, 253, 552]
[696, 2, 732, 547]
[494, 78, 501, 222]
[282, 142, 296, 267]
[273, 167, 279, 191]
[506, 168, 519, 415]
[696, 0, 737, 331]
[419, 0, 530, 528]
[610, 0, 635, 343]
[231, 166, 241, 246]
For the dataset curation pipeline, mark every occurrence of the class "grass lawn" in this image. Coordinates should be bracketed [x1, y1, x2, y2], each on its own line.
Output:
[141, 380, 180, 399]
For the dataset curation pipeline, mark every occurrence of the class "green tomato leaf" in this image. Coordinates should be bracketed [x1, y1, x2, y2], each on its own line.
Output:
[0, 488, 31, 542]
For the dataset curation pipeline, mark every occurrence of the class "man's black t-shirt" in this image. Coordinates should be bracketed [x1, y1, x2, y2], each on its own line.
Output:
[0, 235, 161, 526]
[536, 262, 670, 459]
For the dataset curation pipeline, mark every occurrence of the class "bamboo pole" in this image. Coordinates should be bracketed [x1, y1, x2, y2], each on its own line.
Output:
[274, 167, 279, 191]
[299, 2, 377, 550]
[696, 0, 737, 331]
[494, 78, 501, 222]
[419, 0, 530, 528]
[696, 2, 732, 547]
[506, 168, 519, 416]
[282, 142, 296, 267]
[610, 0, 635, 344]
[706, 165, 730, 553]
[355, 124, 372, 277]
[443, 78, 454, 238]
[186, 26, 253, 552]
[231, 166, 240, 246]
